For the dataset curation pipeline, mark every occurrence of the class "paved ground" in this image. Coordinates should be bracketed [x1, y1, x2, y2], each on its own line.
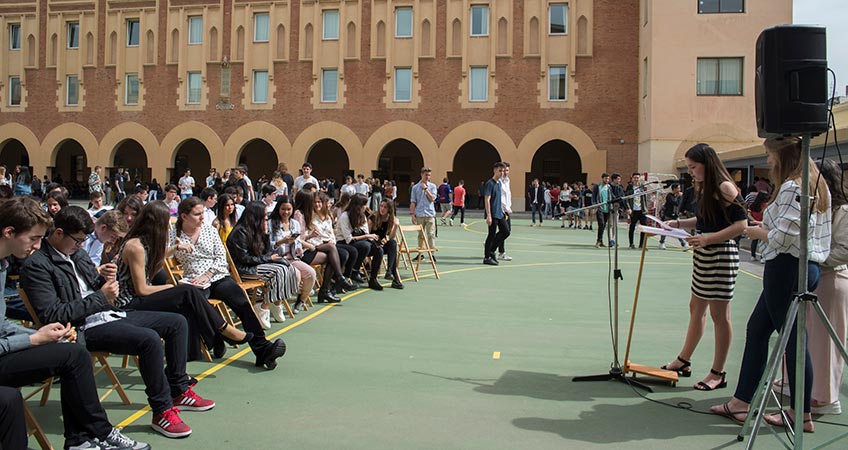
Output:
[23, 217, 848, 450]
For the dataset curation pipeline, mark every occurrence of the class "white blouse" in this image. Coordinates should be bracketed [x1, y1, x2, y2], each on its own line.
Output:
[170, 224, 229, 284]
[761, 179, 831, 264]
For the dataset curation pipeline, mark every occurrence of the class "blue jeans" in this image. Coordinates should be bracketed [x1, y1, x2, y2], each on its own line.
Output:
[531, 203, 543, 223]
[734, 253, 820, 412]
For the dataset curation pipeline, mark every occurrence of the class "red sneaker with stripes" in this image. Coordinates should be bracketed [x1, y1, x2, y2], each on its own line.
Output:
[172, 386, 215, 411]
[151, 407, 192, 438]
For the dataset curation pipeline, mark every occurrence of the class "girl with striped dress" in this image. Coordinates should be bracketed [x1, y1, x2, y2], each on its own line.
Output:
[661, 143, 747, 391]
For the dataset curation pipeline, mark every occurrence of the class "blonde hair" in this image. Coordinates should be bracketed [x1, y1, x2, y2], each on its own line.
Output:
[765, 137, 830, 213]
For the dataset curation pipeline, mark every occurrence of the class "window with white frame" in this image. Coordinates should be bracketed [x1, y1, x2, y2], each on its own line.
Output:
[323, 10, 339, 40]
[188, 16, 203, 45]
[396, 8, 413, 38]
[696, 57, 743, 96]
[67, 22, 79, 49]
[394, 68, 411, 102]
[187, 72, 202, 104]
[127, 19, 140, 46]
[9, 24, 21, 50]
[125, 73, 139, 105]
[321, 68, 338, 102]
[66, 75, 79, 106]
[549, 4, 568, 35]
[254, 13, 270, 42]
[253, 70, 268, 103]
[469, 66, 488, 102]
[470, 6, 489, 36]
[8, 77, 21, 106]
[698, 0, 745, 14]
[548, 66, 567, 101]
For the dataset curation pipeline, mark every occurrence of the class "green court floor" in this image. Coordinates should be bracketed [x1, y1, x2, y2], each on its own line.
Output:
[25, 218, 848, 449]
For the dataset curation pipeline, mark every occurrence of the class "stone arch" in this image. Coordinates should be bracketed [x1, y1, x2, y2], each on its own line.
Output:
[375, 139, 426, 206]
[208, 27, 218, 61]
[0, 123, 39, 168]
[439, 121, 517, 174]
[671, 123, 758, 162]
[303, 23, 313, 59]
[451, 19, 461, 55]
[109, 31, 117, 64]
[276, 24, 286, 59]
[50, 33, 57, 65]
[516, 121, 605, 186]
[161, 121, 225, 171]
[146, 30, 155, 63]
[27, 34, 35, 66]
[346, 22, 356, 58]
[528, 17, 539, 54]
[497, 17, 508, 55]
[171, 29, 180, 62]
[224, 121, 291, 169]
[375, 21, 385, 57]
[577, 15, 588, 54]
[364, 121, 438, 171]
[101, 122, 159, 167]
[85, 32, 94, 64]
[421, 19, 431, 56]
[235, 26, 244, 60]
[42, 123, 99, 168]
[292, 121, 362, 171]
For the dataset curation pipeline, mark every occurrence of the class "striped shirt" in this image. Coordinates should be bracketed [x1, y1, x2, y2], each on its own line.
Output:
[761, 180, 831, 264]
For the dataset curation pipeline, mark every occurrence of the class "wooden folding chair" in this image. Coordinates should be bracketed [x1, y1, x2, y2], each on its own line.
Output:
[225, 246, 296, 319]
[18, 289, 132, 405]
[23, 401, 52, 450]
[162, 258, 228, 358]
[397, 225, 440, 281]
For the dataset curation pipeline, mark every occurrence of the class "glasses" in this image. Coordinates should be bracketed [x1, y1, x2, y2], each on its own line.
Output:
[65, 233, 87, 246]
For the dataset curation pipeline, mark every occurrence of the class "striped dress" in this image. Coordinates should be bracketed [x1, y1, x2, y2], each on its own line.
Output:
[691, 200, 748, 301]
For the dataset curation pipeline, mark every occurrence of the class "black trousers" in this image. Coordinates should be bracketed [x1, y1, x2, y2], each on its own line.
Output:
[203, 276, 270, 358]
[349, 240, 384, 280]
[0, 343, 112, 448]
[83, 310, 190, 415]
[484, 217, 510, 259]
[450, 205, 465, 223]
[596, 210, 610, 243]
[497, 215, 512, 254]
[335, 243, 358, 278]
[125, 284, 225, 361]
[0, 386, 26, 450]
[382, 239, 399, 277]
[628, 209, 647, 247]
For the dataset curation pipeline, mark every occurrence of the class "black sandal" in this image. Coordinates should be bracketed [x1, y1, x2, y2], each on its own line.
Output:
[661, 356, 692, 377]
[695, 368, 727, 391]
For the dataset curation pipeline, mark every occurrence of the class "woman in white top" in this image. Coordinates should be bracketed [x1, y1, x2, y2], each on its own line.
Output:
[335, 194, 384, 291]
[711, 137, 832, 432]
[270, 172, 288, 197]
[268, 197, 316, 312]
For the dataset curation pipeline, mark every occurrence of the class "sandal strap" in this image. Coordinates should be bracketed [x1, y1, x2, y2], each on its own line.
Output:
[676, 356, 691, 367]
[710, 368, 726, 377]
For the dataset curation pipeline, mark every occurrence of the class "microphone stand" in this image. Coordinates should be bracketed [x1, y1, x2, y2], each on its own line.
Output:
[572, 184, 668, 392]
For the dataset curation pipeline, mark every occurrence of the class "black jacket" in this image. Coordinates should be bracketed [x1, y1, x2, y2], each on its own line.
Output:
[226, 226, 288, 275]
[624, 183, 649, 212]
[19, 239, 113, 328]
[527, 185, 545, 205]
[610, 184, 626, 209]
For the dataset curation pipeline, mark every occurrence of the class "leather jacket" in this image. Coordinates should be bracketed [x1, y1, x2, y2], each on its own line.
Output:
[226, 226, 289, 275]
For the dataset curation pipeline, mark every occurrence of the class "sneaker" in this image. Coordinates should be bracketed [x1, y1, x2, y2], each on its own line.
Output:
[253, 303, 271, 329]
[658, 243, 666, 250]
[538, 222, 543, 227]
[151, 407, 192, 438]
[172, 386, 215, 412]
[561, 224, 565, 228]
[448, 218, 454, 226]
[269, 302, 286, 323]
[460, 222, 468, 227]
[609, 240, 616, 247]
[628, 245, 636, 249]
[812, 400, 842, 415]
[69, 441, 107, 450]
[440, 218, 447, 225]
[483, 257, 499, 266]
[103, 428, 150, 450]
[497, 253, 513, 261]
[530, 223, 536, 227]
[292, 300, 304, 314]
[595, 241, 605, 248]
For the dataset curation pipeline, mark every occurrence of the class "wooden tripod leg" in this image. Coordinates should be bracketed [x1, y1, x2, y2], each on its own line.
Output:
[623, 237, 650, 372]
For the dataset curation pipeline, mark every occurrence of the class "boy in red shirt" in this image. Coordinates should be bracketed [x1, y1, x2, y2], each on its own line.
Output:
[450, 180, 467, 226]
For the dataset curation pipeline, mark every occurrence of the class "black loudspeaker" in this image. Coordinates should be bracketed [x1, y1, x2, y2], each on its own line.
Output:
[755, 25, 829, 138]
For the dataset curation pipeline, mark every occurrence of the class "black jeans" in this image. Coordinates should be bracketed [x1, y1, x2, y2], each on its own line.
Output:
[0, 386, 26, 450]
[349, 239, 384, 280]
[628, 209, 647, 247]
[734, 253, 820, 412]
[484, 217, 510, 259]
[336, 243, 358, 278]
[450, 205, 465, 223]
[497, 215, 512, 254]
[0, 343, 113, 448]
[382, 239, 399, 277]
[83, 310, 190, 415]
[203, 277, 270, 357]
[596, 210, 610, 243]
[124, 284, 225, 361]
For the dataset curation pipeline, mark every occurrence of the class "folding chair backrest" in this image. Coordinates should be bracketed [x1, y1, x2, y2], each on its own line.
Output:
[225, 246, 246, 284]
[163, 257, 181, 285]
[18, 289, 44, 328]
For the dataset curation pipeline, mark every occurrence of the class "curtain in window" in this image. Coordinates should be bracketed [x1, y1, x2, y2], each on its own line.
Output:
[126, 74, 139, 104]
[188, 73, 201, 103]
[470, 67, 487, 101]
[471, 7, 488, 35]
[550, 5, 567, 34]
[396, 8, 413, 37]
[10, 25, 21, 49]
[128, 20, 140, 46]
[9, 77, 21, 105]
[255, 14, 270, 41]
[67, 76, 79, 105]
[68, 23, 79, 48]
[395, 68, 411, 101]
[697, 58, 718, 95]
[549, 66, 567, 100]
[323, 11, 339, 40]
[322, 69, 338, 101]
[189, 17, 203, 44]
[719, 58, 742, 95]
[253, 71, 268, 103]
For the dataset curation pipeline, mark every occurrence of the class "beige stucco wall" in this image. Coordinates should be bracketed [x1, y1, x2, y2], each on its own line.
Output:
[638, 0, 792, 175]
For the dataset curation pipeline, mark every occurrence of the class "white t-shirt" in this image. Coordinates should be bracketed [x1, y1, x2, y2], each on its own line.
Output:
[179, 176, 195, 195]
[294, 175, 319, 192]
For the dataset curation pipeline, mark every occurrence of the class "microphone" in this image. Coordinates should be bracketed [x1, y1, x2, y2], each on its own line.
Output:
[643, 179, 679, 187]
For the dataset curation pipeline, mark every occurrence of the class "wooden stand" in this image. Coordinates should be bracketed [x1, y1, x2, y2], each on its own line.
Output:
[622, 235, 680, 385]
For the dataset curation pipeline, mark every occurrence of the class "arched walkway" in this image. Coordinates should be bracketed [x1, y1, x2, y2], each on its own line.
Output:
[448, 139, 501, 210]
[307, 139, 350, 185]
[239, 139, 279, 181]
[439, 122, 517, 178]
[42, 123, 98, 170]
[53, 140, 89, 197]
[528, 140, 584, 188]
[225, 121, 291, 170]
[161, 121, 224, 183]
[0, 139, 30, 169]
[376, 139, 425, 206]
[364, 121, 438, 172]
[173, 139, 212, 189]
[291, 121, 362, 175]
[516, 121, 605, 187]
[113, 140, 151, 183]
[0, 123, 38, 170]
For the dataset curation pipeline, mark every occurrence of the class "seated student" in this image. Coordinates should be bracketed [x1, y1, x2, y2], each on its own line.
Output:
[45, 190, 68, 218]
[21, 206, 210, 439]
[117, 195, 144, 229]
[198, 188, 218, 226]
[223, 186, 246, 221]
[260, 184, 278, 217]
[335, 194, 384, 291]
[0, 197, 149, 450]
[133, 185, 149, 204]
[163, 184, 180, 217]
[370, 199, 403, 289]
[82, 210, 128, 266]
[227, 202, 300, 328]
[115, 201, 252, 360]
[269, 196, 316, 313]
[88, 191, 113, 220]
[293, 190, 351, 299]
[171, 198, 287, 370]
[215, 193, 237, 243]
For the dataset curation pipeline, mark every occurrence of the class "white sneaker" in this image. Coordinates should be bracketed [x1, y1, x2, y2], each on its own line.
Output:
[448, 218, 454, 226]
[498, 253, 513, 261]
[103, 428, 151, 450]
[658, 243, 666, 250]
[460, 223, 467, 227]
[253, 303, 271, 329]
[812, 400, 842, 415]
[269, 302, 286, 323]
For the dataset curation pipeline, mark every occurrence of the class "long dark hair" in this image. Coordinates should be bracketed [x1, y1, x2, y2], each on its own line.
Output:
[269, 195, 291, 232]
[124, 201, 170, 278]
[370, 198, 396, 232]
[684, 143, 741, 225]
[232, 201, 268, 256]
[175, 196, 202, 233]
[750, 191, 770, 213]
[293, 190, 314, 229]
[346, 194, 368, 229]
[216, 194, 237, 227]
[817, 158, 847, 208]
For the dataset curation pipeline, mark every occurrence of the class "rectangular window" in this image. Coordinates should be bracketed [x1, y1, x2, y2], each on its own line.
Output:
[470, 6, 489, 36]
[697, 57, 743, 96]
[548, 66, 567, 101]
[66, 75, 79, 106]
[469, 66, 488, 102]
[9, 24, 21, 50]
[8, 77, 21, 106]
[698, 0, 745, 14]
[252, 70, 268, 103]
[188, 16, 203, 45]
[125, 73, 139, 105]
[394, 68, 412, 102]
[321, 68, 338, 102]
[323, 10, 339, 40]
[127, 19, 140, 46]
[187, 72, 201, 104]
[67, 22, 79, 49]
[254, 13, 270, 42]
[549, 4, 568, 34]
[395, 8, 413, 38]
